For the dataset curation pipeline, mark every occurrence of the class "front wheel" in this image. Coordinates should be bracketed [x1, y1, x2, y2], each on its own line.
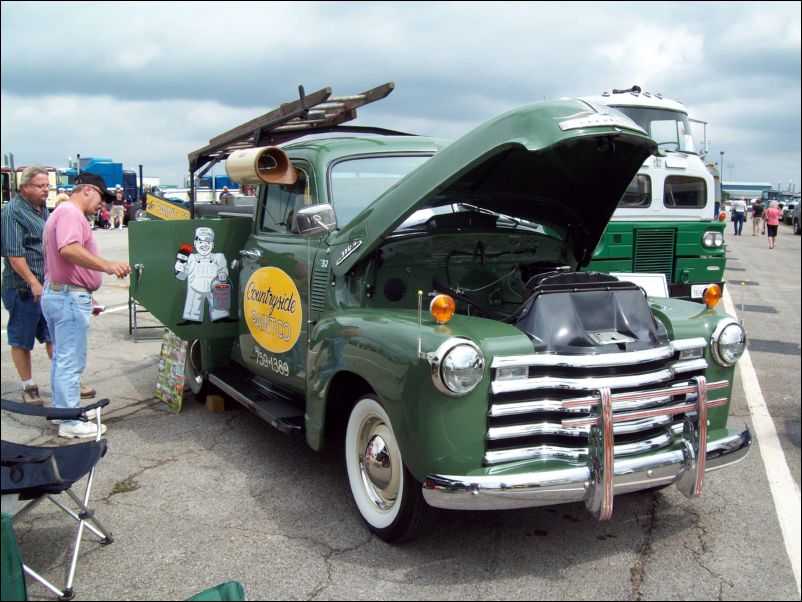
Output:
[345, 395, 436, 542]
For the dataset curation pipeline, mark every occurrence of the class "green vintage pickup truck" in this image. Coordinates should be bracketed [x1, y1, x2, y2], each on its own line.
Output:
[129, 84, 750, 542]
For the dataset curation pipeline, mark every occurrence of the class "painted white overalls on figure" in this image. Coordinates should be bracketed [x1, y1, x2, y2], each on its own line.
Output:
[175, 227, 230, 322]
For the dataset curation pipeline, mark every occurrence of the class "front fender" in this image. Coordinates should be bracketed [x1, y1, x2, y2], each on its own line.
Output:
[649, 297, 739, 429]
[305, 309, 533, 481]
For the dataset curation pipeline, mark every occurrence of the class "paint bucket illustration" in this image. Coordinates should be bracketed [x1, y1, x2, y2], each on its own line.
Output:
[212, 279, 231, 311]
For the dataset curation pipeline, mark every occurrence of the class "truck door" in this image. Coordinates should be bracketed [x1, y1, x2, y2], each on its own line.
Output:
[235, 164, 319, 395]
[128, 218, 251, 340]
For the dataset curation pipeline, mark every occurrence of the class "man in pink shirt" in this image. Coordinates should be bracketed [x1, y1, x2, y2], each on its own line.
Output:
[42, 173, 132, 438]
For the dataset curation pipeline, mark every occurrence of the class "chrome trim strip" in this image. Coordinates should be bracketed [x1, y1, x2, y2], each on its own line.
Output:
[670, 358, 708, 374]
[424, 427, 751, 512]
[490, 381, 729, 416]
[585, 387, 614, 520]
[491, 368, 675, 395]
[488, 422, 590, 439]
[561, 380, 728, 410]
[491, 338, 707, 370]
[489, 398, 591, 417]
[487, 415, 673, 440]
[561, 398, 728, 428]
[677, 376, 708, 498]
[671, 337, 708, 351]
[484, 444, 588, 464]
[483, 431, 674, 464]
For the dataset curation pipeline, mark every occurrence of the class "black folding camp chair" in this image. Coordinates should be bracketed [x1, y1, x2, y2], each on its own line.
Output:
[1, 398, 113, 601]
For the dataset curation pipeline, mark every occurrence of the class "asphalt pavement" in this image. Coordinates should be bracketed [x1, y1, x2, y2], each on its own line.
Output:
[1, 224, 799, 601]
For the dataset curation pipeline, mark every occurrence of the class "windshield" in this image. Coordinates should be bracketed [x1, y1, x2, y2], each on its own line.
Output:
[618, 174, 652, 208]
[612, 106, 694, 153]
[329, 155, 431, 226]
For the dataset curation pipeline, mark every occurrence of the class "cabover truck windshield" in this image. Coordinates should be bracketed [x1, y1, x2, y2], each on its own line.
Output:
[129, 84, 750, 542]
[582, 86, 726, 300]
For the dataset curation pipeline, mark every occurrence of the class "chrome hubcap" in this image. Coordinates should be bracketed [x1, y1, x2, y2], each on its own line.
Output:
[357, 420, 400, 511]
[364, 435, 392, 490]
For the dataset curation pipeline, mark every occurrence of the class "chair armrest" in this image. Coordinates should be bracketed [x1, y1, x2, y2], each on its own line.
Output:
[1, 398, 110, 422]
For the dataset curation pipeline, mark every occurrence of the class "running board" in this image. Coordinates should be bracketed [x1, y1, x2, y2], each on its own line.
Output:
[208, 367, 304, 434]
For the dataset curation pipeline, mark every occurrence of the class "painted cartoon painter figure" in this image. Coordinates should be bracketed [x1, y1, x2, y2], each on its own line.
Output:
[175, 227, 230, 323]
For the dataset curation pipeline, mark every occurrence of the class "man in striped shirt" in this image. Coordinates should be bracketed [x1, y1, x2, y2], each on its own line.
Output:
[1, 166, 53, 404]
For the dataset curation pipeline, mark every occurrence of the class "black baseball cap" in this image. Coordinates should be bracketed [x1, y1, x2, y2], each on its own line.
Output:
[74, 173, 115, 203]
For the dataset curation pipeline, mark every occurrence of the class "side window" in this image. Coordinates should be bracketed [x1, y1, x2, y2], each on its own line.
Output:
[260, 167, 314, 233]
[663, 176, 706, 208]
[618, 174, 651, 207]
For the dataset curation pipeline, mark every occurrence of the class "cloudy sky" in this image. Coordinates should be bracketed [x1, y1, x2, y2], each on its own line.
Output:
[2, 1, 800, 190]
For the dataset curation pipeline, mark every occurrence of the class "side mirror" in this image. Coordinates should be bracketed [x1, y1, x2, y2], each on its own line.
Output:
[296, 204, 337, 238]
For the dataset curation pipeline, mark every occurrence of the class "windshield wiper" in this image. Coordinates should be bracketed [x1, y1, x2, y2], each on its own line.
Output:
[455, 202, 526, 229]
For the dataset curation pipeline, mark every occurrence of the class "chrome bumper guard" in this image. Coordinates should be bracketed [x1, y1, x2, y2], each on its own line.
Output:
[422, 376, 751, 518]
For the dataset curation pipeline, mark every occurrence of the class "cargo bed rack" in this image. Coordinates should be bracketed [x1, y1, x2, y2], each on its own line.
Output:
[187, 82, 404, 215]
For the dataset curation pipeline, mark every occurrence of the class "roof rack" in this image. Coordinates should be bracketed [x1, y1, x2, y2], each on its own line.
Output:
[188, 82, 396, 176]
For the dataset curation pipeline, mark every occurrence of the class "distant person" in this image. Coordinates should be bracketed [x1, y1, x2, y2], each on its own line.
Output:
[1, 166, 52, 405]
[751, 199, 764, 236]
[56, 191, 71, 206]
[764, 200, 783, 250]
[731, 198, 746, 236]
[41, 172, 132, 438]
[110, 185, 126, 230]
[218, 186, 234, 205]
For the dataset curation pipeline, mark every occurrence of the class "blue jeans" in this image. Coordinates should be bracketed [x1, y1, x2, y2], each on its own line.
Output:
[41, 286, 92, 426]
[733, 212, 745, 235]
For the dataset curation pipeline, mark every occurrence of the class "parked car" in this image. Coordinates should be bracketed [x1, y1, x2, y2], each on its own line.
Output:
[782, 202, 796, 225]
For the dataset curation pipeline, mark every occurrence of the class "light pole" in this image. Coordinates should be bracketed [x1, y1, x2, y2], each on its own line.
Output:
[720, 151, 724, 184]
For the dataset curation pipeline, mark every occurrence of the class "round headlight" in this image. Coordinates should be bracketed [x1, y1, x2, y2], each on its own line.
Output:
[702, 231, 724, 248]
[432, 340, 484, 396]
[711, 319, 746, 367]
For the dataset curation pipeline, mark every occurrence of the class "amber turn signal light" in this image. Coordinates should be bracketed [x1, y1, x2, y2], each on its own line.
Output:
[703, 284, 722, 308]
[430, 294, 456, 324]
[718, 211, 727, 222]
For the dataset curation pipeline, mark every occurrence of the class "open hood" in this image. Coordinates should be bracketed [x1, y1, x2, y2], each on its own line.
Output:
[330, 99, 655, 276]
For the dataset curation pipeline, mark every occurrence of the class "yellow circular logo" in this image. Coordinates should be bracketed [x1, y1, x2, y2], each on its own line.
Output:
[243, 267, 302, 353]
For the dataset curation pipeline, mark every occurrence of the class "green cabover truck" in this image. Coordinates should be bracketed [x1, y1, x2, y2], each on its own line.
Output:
[129, 84, 751, 542]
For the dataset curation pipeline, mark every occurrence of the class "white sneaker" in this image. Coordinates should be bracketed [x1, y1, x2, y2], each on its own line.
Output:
[58, 420, 107, 439]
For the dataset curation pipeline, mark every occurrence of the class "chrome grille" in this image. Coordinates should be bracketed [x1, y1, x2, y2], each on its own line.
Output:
[634, 229, 675, 278]
[486, 339, 726, 466]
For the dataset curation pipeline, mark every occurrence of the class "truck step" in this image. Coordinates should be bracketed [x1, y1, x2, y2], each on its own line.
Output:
[208, 366, 304, 435]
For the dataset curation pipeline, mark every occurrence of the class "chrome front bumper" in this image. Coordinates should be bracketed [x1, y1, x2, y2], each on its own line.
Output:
[422, 426, 750, 515]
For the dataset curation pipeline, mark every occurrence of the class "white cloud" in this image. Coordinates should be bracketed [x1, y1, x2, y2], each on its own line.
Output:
[1, 1, 799, 189]
[596, 25, 704, 86]
[111, 43, 163, 71]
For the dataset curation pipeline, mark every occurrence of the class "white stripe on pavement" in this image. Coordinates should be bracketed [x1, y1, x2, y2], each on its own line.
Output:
[724, 288, 801, 595]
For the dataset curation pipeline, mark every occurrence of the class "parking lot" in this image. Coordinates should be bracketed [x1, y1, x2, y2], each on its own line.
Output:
[2, 225, 800, 601]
